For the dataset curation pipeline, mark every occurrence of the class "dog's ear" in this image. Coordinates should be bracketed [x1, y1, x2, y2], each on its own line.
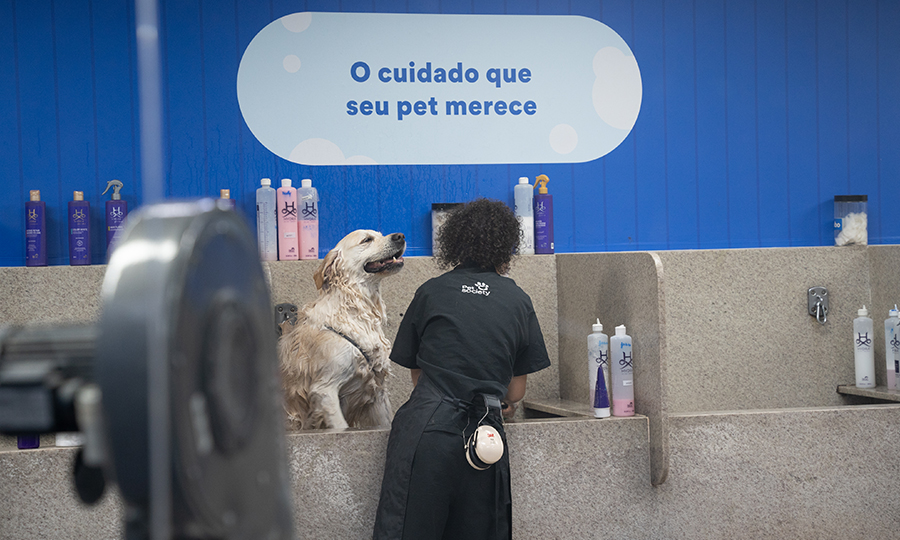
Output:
[314, 248, 342, 290]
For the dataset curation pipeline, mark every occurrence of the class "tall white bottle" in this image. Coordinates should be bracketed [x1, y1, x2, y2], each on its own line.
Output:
[884, 305, 900, 390]
[514, 177, 534, 255]
[298, 178, 319, 260]
[256, 178, 277, 261]
[277, 179, 299, 261]
[610, 325, 635, 417]
[853, 306, 876, 388]
[588, 319, 609, 418]
[587, 319, 609, 417]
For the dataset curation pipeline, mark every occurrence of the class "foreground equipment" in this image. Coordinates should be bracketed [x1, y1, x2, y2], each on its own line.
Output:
[0, 199, 295, 540]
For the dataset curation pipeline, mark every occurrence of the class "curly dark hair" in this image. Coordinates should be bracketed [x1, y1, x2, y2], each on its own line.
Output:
[435, 198, 521, 272]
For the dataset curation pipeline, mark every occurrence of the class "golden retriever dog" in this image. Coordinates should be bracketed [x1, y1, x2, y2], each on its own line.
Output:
[279, 230, 405, 430]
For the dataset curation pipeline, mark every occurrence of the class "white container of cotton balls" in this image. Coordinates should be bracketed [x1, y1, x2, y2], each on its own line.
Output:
[834, 195, 868, 246]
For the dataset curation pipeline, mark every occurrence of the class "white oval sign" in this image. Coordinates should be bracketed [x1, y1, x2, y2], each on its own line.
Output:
[237, 12, 641, 165]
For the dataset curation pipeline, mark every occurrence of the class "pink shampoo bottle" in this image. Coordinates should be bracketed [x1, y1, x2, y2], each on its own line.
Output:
[610, 325, 635, 416]
[277, 179, 299, 260]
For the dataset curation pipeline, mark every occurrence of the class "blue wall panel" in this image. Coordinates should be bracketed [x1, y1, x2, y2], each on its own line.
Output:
[663, 0, 699, 250]
[816, 0, 850, 245]
[694, 0, 729, 249]
[785, 0, 820, 246]
[15, 0, 66, 264]
[1, 0, 898, 265]
[725, 0, 760, 248]
[755, 0, 790, 247]
[878, 0, 900, 244]
[92, 0, 139, 254]
[0, 0, 23, 262]
[847, 0, 880, 240]
[632, 0, 668, 251]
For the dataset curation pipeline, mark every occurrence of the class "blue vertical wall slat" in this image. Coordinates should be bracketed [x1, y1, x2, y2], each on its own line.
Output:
[274, 0, 308, 20]
[411, 165, 445, 255]
[374, 0, 408, 14]
[601, 0, 639, 250]
[0, 0, 23, 265]
[632, 0, 667, 251]
[92, 0, 139, 259]
[724, 0, 759, 248]
[816, 0, 850, 244]
[337, 2, 385, 249]
[201, 0, 243, 211]
[374, 0, 416, 256]
[440, 0, 479, 229]
[570, 0, 606, 252]
[785, 0, 819, 246]
[755, 0, 790, 247]
[694, 0, 729, 249]
[847, 0, 879, 240]
[16, 0, 65, 264]
[877, 0, 900, 243]
[54, 0, 101, 260]
[535, 0, 573, 253]
[237, 0, 281, 236]
[164, 0, 207, 198]
[663, 0, 699, 250]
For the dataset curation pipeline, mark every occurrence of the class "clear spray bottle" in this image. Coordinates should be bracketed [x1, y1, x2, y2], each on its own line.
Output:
[101, 179, 127, 250]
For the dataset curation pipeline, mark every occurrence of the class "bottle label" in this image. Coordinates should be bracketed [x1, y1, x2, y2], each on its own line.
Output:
[855, 332, 872, 350]
[619, 351, 633, 373]
[301, 201, 318, 219]
[282, 200, 297, 218]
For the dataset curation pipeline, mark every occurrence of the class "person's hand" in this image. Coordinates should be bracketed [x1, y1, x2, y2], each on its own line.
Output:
[501, 400, 518, 420]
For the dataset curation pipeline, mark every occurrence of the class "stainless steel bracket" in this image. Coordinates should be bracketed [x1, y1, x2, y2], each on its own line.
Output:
[808, 286, 828, 325]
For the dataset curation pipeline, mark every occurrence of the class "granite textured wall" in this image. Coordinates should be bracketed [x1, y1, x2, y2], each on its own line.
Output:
[3, 247, 900, 539]
[658, 246, 875, 412]
[4, 406, 900, 539]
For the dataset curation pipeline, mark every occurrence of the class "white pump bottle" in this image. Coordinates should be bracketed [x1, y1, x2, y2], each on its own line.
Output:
[884, 305, 900, 390]
[853, 306, 876, 388]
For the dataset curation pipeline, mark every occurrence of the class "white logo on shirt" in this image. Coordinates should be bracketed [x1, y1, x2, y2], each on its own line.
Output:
[461, 281, 490, 297]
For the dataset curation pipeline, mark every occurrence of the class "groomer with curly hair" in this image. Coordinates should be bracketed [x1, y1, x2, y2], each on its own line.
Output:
[373, 198, 551, 540]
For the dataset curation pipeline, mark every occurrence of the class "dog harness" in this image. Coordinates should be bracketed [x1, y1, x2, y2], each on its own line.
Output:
[324, 325, 374, 365]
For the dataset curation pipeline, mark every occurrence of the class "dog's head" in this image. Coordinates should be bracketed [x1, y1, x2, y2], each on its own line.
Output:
[314, 230, 406, 291]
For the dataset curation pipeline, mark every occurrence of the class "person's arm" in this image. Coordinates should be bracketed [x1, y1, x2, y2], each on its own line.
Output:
[410, 368, 421, 386]
[502, 374, 527, 419]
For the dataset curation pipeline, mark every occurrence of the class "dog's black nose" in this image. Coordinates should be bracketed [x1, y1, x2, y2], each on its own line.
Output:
[390, 233, 405, 243]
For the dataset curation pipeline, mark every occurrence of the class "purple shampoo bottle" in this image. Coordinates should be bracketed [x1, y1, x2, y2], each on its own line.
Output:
[68, 191, 91, 265]
[219, 189, 236, 210]
[533, 174, 554, 254]
[25, 190, 47, 266]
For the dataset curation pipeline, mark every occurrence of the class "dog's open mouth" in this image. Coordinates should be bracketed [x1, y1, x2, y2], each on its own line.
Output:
[364, 251, 405, 273]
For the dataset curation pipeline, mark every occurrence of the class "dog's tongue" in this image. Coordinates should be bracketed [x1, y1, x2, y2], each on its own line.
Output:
[365, 256, 404, 273]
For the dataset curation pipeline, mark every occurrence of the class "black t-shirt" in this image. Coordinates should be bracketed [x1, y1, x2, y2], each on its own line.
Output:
[390, 265, 551, 401]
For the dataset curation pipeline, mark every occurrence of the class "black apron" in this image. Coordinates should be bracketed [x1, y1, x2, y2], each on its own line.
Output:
[373, 374, 511, 540]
